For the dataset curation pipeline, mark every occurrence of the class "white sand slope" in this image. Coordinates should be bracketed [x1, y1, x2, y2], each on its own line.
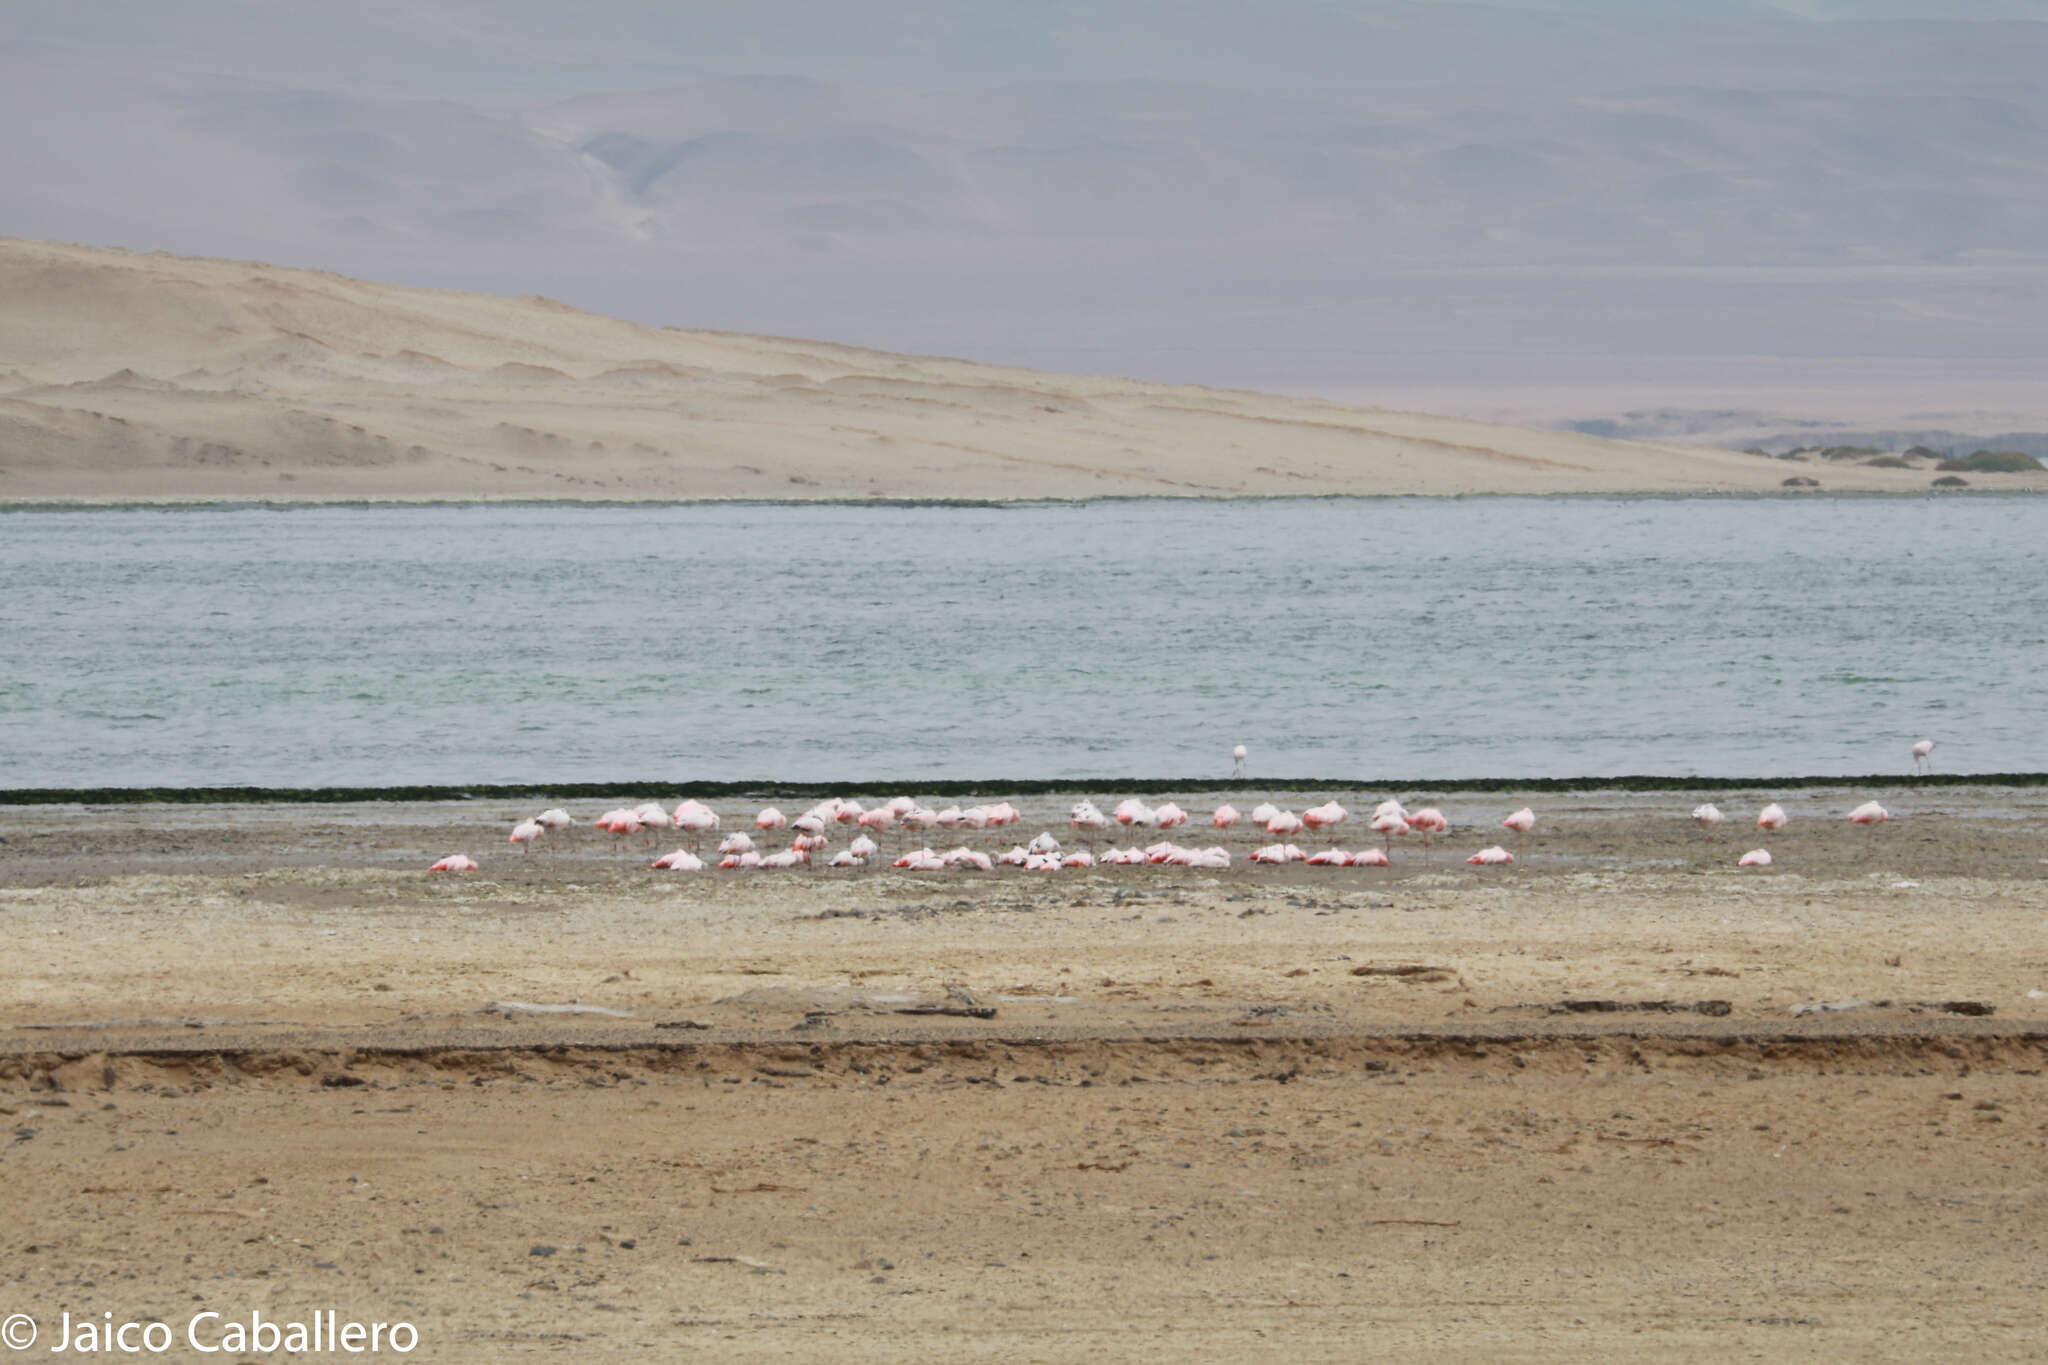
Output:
[1, 237, 2023, 501]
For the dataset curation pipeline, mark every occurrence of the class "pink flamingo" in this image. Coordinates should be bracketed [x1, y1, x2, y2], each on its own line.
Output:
[1212, 804, 1240, 831]
[1757, 803, 1788, 834]
[1407, 807, 1448, 859]
[509, 819, 544, 853]
[756, 807, 787, 833]
[1738, 848, 1772, 868]
[429, 854, 479, 872]
[1467, 845, 1514, 866]
[1911, 739, 1935, 774]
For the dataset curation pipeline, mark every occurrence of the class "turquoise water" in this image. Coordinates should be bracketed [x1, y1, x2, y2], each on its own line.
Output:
[2, 498, 2042, 787]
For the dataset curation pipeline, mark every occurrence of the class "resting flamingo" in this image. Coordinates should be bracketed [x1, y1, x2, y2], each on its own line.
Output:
[1407, 807, 1449, 859]
[1757, 803, 1788, 834]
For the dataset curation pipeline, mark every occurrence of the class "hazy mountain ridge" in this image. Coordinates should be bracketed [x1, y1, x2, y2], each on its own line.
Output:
[4, 3, 2043, 416]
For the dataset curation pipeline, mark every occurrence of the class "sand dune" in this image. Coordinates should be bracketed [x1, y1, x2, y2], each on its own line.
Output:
[2, 237, 2029, 502]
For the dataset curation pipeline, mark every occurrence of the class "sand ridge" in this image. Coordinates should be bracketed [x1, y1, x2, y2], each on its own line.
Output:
[8, 237, 2033, 502]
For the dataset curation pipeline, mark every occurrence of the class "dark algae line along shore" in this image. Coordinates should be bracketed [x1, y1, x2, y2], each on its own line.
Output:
[4, 772, 2044, 806]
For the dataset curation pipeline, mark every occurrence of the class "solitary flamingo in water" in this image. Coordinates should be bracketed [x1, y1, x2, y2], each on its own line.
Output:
[1231, 744, 1248, 779]
[1912, 738, 1935, 774]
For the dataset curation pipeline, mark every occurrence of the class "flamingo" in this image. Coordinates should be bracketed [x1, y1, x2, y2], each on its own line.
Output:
[1355, 847, 1391, 868]
[429, 854, 479, 872]
[1737, 848, 1773, 868]
[1407, 807, 1449, 858]
[1070, 800, 1107, 847]
[509, 819, 544, 853]
[651, 849, 704, 871]
[1692, 803, 1725, 831]
[1212, 804, 1240, 831]
[1467, 845, 1515, 866]
[1369, 810, 1410, 855]
[1266, 810, 1303, 839]
[756, 807, 787, 833]
[1302, 801, 1349, 841]
[1249, 802, 1281, 826]
[674, 800, 720, 852]
[717, 831, 756, 858]
[534, 808, 574, 853]
[1757, 803, 1788, 834]
[1912, 738, 1936, 774]
[1848, 801, 1888, 835]
[1154, 802, 1190, 829]
[1231, 744, 1248, 779]
[1306, 848, 1354, 866]
[1501, 807, 1535, 838]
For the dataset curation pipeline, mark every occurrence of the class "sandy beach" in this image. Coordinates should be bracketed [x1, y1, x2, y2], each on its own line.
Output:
[8, 238, 2041, 504]
[4, 785, 2045, 1359]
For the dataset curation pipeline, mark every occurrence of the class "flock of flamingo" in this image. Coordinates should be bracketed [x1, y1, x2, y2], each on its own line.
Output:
[424, 738, 1935, 875]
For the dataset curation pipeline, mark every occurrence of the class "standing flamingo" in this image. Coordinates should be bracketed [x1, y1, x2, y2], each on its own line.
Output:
[1407, 807, 1449, 859]
[1848, 801, 1888, 839]
[509, 819, 545, 854]
[1231, 744, 1248, 779]
[1692, 803, 1725, 831]
[1911, 738, 1935, 774]
[1757, 803, 1788, 834]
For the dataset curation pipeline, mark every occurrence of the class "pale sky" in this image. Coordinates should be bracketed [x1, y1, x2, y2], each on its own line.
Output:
[6, 1, 2045, 432]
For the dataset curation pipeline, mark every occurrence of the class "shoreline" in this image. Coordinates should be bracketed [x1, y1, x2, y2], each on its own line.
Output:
[4, 487, 2043, 512]
[5, 773, 2043, 805]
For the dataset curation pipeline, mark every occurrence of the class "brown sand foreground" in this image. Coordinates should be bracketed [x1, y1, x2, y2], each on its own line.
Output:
[11, 237, 2040, 502]
[3, 786, 2047, 1360]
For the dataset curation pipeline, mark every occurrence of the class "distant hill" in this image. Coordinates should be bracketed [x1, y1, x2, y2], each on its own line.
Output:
[2, 238, 2035, 502]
